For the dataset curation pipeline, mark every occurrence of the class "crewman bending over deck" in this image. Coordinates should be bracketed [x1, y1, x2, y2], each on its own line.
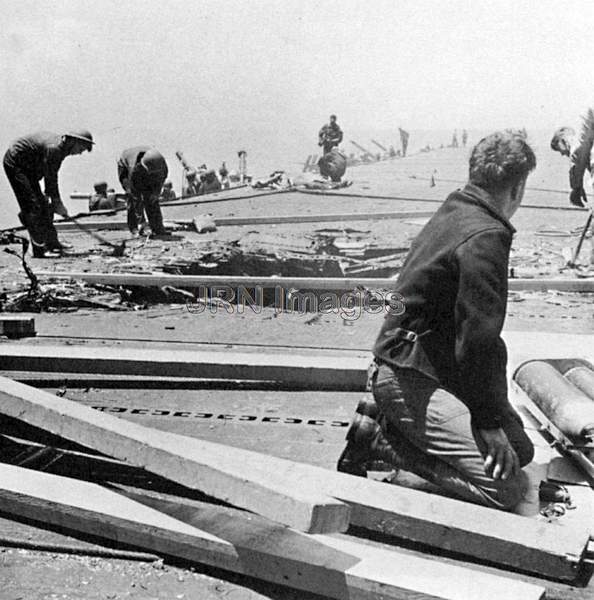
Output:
[338, 130, 536, 511]
[118, 147, 168, 237]
[551, 111, 594, 268]
[3, 130, 94, 257]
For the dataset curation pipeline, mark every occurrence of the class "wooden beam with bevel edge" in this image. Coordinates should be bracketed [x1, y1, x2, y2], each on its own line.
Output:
[0, 464, 544, 600]
[0, 344, 369, 390]
[37, 271, 594, 293]
[120, 485, 547, 600]
[0, 377, 349, 534]
[0, 376, 588, 581]
[52, 210, 435, 231]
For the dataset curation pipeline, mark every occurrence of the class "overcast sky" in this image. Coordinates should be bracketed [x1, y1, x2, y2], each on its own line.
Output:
[2, 0, 594, 138]
[0, 0, 593, 212]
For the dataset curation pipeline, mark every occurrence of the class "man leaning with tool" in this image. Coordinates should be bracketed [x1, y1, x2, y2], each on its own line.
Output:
[550, 110, 594, 271]
[318, 115, 343, 155]
[337, 130, 536, 511]
[117, 147, 168, 237]
[3, 130, 94, 258]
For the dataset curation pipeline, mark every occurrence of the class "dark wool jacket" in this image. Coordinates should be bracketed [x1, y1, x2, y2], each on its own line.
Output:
[4, 132, 67, 199]
[374, 183, 515, 429]
[117, 147, 168, 196]
[318, 123, 343, 145]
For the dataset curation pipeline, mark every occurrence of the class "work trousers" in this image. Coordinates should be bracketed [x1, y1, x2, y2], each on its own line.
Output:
[3, 159, 59, 251]
[119, 170, 165, 235]
[126, 193, 164, 235]
[371, 362, 534, 510]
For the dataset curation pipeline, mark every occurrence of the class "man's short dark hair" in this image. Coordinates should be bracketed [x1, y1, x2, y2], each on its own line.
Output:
[469, 130, 536, 193]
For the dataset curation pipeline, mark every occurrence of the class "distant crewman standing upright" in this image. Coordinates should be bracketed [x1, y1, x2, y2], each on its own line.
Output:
[398, 127, 409, 157]
[551, 110, 594, 269]
[3, 130, 94, 257]
[318, 115, 343, 155]
[117, 146, 168, 236]
[462, 129, 469, 147]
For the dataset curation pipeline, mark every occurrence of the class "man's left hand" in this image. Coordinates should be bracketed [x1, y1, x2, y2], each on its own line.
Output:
[480, 427, 520, 481]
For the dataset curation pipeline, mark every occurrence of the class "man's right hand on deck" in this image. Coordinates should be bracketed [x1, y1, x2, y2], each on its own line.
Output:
[480, 428, 520, 481]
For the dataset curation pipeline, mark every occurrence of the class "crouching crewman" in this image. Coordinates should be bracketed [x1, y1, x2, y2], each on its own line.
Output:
[338, 130, 536, 511]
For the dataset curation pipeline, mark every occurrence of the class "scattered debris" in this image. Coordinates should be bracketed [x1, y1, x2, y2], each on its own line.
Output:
[191, 214, 217, 234]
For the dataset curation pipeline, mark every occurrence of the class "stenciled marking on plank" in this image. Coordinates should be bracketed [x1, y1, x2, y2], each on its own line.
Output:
[91, 405, 349, 428]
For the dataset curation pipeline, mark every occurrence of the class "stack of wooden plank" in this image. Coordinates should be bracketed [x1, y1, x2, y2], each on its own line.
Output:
[0, 372, 592, 599]
[1, 333, 594, 597]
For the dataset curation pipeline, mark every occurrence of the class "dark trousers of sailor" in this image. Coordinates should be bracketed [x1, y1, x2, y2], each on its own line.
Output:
[370, 362, 534, 510]
[124, 192, 164, 235]
[3, 159, 59, 252]
[119, 165, 165, 235]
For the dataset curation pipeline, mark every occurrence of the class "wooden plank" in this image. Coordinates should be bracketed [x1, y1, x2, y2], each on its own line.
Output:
[39, 271, 401, 290]
[0, 316, 35, 339]
[296, 189, 587, 211]
[159, 187, 291, 208]
[37, 271, 594, 293]
[2, 332, 592, 392]
[0, 377, 350, 533]
[290, 463, 590, 581]
[0, 465, 544, 600]
[119, 486, 546, 600]
[52, 210, 436, 231]
[0, 344, 369, 390]
[0, 463, 238, 567]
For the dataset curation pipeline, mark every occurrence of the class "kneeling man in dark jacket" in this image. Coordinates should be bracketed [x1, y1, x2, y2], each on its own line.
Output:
[338, 130, 536, 511]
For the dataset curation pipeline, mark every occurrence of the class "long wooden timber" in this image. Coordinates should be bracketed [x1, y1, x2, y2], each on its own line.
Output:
[36, 271, 594, 293]
[0, 377, 589, 580]
[159, 187, 292, 208]
[1, 332, 593, 391]
[296, 189, 588, 211]
[2, 331, 593, 391]
[0, 466, 543, 600]
[121, 486, 547, 600]
[0, 377, 349, 533]
[52, 209, 436, 231]
[0, 344, 369, 390]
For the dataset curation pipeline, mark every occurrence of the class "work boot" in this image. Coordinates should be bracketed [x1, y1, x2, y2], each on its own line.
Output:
[354, 393, 380, 420]
[32, 245, 60, 259]
[138, 223, 152, 237]
[336, 414, 402, 477]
